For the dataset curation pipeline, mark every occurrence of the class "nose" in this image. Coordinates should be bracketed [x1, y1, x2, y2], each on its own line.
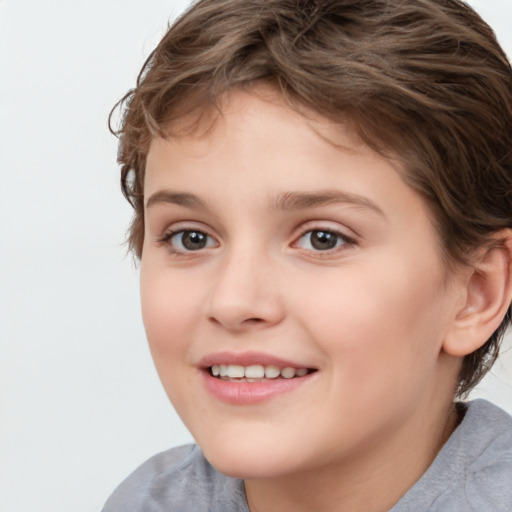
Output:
[206, 249, 285, 331]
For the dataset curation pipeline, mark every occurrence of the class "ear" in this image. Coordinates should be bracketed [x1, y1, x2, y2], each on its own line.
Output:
[443, 229, 512, 357]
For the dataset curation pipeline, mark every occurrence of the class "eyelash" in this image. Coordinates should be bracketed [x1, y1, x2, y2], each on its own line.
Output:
[157, 228, 218, 255]
[157, 226, 357, 257]
[293, 227, 357, 255]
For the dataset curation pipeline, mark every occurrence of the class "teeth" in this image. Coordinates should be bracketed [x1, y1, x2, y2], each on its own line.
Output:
[228, 365, 245, 378]
[281, 367, 295, 379]
[265, 365, 281, 379]
[245, 365, 265, 379]
[210, 364, 310, 379]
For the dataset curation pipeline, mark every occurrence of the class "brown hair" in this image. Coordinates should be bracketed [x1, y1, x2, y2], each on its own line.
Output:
[111, 0, 512, 397]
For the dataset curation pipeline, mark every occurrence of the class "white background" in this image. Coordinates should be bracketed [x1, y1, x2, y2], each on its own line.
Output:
[1, 1, 511, 511]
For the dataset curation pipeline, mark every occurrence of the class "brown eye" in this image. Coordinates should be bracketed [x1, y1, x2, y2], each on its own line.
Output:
[296, 229, 351, 252]
[168, 230, 216, 251]
[310, 231, 339, 250]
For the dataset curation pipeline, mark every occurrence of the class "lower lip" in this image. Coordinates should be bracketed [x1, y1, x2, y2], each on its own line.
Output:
[201, 371, 314, 405]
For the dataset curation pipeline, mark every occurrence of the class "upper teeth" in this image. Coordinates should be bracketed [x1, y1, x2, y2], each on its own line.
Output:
[211, 364, 309, 379]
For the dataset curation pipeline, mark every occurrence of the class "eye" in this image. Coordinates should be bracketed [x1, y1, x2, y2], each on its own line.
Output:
[295, 229, 353, 252]
[163, 229, 217, 252]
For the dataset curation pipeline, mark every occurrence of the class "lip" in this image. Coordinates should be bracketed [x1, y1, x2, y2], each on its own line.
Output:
[198, 351, 317, 405]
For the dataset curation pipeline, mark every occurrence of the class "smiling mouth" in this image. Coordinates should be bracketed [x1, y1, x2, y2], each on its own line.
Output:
[208, 364, 316, 382]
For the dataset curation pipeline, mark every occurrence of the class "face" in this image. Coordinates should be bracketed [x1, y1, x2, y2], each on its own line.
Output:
[140, 89, 465, 480]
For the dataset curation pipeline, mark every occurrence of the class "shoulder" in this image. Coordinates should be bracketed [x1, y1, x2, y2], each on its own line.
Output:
[393, 400, 512, 512]
[101, 444, 248, 512]
[462, 400, 512, 511]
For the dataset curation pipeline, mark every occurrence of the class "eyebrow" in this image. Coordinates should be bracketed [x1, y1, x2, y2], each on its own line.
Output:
[146, 191, 209, 210]
[269, 190, 386, 217]
[145, 189, 386, 218]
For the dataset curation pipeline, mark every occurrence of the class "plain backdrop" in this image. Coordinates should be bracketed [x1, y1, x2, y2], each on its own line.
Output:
[1, 1, 511, 510]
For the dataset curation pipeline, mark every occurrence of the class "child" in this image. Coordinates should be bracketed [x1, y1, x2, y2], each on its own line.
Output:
[103, 0, 512, 510]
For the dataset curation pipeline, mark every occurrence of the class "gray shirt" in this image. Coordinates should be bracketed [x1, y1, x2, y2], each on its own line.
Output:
[102, 399, 512, 511]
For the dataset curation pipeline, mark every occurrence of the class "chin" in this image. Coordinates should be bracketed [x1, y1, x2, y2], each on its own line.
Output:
[199, 436, 302, 480]
[205, 453, 292, 480]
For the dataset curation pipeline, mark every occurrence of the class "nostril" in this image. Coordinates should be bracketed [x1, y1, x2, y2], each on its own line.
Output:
[208, 316, 262, 324]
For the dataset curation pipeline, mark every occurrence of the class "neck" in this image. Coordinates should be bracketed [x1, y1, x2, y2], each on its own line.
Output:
[244, 398, 460, 512]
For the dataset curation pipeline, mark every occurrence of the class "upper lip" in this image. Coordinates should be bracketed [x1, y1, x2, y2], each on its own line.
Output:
[198, 351, 316, 370]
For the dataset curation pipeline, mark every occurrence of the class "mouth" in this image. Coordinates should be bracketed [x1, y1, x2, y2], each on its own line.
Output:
[198, 351, 318, 406]
[199, 352, 318, 404]
[208, 364, 316, 382]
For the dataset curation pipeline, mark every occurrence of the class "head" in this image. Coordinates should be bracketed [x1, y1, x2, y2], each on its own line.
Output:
[112, 0, 512, 400]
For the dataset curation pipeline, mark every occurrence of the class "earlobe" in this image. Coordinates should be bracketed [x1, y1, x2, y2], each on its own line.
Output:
[443, 230, 512, 357]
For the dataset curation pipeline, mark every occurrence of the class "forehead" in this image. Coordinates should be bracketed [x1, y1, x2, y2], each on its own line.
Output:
[155, 85, 368, 155]
[146, 88, 397, 197]
[146, 87, 393, 187]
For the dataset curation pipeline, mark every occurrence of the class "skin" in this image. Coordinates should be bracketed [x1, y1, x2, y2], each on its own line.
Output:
[140, 88, 471, 512]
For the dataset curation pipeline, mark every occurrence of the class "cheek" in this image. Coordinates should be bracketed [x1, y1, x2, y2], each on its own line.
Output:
[140, 266, 201, 362]
[295, 255, 450, 390]
[139, 265, 210, 417]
